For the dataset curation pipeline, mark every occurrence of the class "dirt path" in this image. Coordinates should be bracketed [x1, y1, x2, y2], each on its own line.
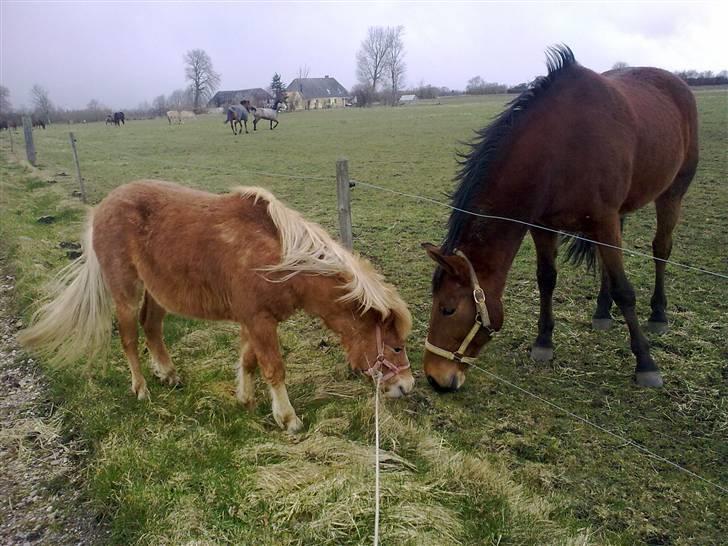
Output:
[0, 266, 106, 545]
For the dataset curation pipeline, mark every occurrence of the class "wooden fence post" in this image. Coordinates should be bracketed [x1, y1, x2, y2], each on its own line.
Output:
[8, 129, 12, 153]
[68, 132, 87, 204]
[336, 158, 353, 250]
[22, 115, 36, 166]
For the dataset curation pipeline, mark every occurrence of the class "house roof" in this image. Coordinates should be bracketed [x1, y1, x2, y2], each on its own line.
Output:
[400, 94, 417, 101]
[286, 77, 349, 98]
[208, 88, 273, 106]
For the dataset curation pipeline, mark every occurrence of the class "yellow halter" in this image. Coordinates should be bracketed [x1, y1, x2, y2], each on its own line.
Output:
[424, 250, 494, 365]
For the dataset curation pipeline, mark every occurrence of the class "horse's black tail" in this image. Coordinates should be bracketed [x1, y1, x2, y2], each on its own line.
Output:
[560, 216, 624, 273]
[561, 236, 597, 272]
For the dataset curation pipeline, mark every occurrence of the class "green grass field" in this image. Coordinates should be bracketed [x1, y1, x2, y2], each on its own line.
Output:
[1, 91, 726, 545]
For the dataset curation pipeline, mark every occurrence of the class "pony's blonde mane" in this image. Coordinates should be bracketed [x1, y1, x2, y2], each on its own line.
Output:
[234, 187, 412, 337]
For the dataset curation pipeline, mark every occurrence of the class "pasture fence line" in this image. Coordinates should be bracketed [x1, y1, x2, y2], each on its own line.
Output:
[232, 164, 728, 280]
[372, 372, 383, 546]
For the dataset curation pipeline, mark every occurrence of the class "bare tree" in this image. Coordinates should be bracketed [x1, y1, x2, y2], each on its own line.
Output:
[184, 49, 221, 111]
[152, 94, 167, 116]
[31, 84, 53, 123]
[356, 26, 390, 92]
[612, 61, 629, 70]
[0, 85, 11, 116]
[168, 88, 190, 111]
[297, 65, 310, 80]
[384, 26, 406, 104]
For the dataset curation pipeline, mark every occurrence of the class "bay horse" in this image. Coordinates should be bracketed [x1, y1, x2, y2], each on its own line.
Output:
[19, 181, 413, 432]
[225, 100, 253, 134]
[422, 46, 698, 392]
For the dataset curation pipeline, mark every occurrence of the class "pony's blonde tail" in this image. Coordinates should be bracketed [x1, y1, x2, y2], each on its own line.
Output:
[17, 215, 114, 365]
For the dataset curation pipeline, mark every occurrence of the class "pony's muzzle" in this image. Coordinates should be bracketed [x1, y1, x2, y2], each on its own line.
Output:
[383, 372, 415, 398]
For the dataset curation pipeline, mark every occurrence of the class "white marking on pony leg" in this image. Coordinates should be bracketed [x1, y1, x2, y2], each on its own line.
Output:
[236, 358, 256, 410]
[270, 383, 303, 433]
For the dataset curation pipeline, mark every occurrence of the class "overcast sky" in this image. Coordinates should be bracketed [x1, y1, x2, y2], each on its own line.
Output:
[1, 1, 726, 110]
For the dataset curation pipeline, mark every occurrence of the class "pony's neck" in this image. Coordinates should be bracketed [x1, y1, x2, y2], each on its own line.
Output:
[297, 275, 376, 358]
[456, 219, 527, 330]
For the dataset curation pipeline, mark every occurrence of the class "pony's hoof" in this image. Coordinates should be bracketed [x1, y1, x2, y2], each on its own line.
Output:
[634, 371, 663, 388]
[286, 417, 304, 434]
[134, 383, 150, 400]
[646, 321, 669, 335]
[530, 345, 554, 362]
[592, 318, 613, 331]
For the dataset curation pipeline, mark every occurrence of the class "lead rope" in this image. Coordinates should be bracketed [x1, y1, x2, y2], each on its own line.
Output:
[373, 370, 382, 546]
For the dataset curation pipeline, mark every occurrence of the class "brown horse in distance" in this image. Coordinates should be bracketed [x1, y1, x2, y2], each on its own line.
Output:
[19, 181, 413, 432]
[423, 46, 698, 392]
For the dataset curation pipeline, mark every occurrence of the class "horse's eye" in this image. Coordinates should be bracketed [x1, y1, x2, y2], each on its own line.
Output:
[441, 307, 456, 316]
[393, 347, 402, 353]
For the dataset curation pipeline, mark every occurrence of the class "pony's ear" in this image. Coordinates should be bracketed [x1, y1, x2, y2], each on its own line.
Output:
[421, 243, 470, 283]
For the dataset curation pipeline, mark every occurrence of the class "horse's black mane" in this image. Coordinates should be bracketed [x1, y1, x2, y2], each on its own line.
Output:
[440, 45, 578, 256]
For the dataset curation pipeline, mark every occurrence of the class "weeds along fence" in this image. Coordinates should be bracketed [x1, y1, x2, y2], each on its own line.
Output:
[4, 132, 727, 543]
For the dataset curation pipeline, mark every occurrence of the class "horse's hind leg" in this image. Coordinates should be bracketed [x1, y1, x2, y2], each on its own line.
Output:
[115, 298, 150, 400]
[595, 217, 662, 387]
[530, 229, 558, 361]
[140, 291, 180, 386]
[648, 167, 695, 333]
[235, 326, 257, 410]
[271, 119, 277, 130]
[592, 262, 614, 330]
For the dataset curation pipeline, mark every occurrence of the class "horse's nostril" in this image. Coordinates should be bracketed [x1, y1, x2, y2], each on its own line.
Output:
[398, 384, 408, 396]
[427, 374, 459, 393]
[450, 375, 459, 390]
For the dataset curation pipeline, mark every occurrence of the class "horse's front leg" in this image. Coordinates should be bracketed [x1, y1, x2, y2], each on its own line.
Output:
[247, 315, 303, 432]
[244, 120, 249, 134]
[531, 230, 558, 361]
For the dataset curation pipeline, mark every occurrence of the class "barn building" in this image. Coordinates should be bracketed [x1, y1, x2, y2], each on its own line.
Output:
[285, 76, 350, 111]
[207, 88, 273, 108]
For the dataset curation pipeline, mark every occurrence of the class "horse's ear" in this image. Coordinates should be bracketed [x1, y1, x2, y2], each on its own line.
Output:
[421, 243, 469, 282]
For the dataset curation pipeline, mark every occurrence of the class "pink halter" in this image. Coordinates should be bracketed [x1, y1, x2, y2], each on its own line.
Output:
[366, 324, 410, 382]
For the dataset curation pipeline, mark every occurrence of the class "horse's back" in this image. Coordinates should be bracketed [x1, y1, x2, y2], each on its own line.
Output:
[92, 181, 280, 319]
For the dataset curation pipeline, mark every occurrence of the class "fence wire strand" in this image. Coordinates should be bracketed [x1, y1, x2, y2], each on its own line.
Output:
[467, 362, 728, 495]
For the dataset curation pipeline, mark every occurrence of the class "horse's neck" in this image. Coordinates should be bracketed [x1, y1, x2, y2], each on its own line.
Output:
[458, 220, 527, 302]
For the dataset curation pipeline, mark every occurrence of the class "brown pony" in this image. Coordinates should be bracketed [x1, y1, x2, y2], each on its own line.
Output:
[19, 181, 413, 432]
[423, 46, 698, 392]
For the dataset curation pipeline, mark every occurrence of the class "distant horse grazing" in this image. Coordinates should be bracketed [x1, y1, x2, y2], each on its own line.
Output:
[32, 118, 46, 129]
[167, 110, 196, 124]
[422, 46, 698, 392]
[224, 100, 253, 134]
[105, 114, 114, 125]
[19, 181, 413, 432]
[253, 100, 281, 130]
[114, 111, 125, 125]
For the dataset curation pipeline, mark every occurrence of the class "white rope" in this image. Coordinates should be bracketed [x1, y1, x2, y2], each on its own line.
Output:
[239, 169, 331, 181]
[373, 372, 382, 546]
[353, 180, 728, 281]
[467, 361, 728, 495]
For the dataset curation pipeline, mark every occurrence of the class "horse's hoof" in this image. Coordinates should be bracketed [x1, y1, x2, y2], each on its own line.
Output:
[530, 345, 554, 362]
[592, 318, 613, 331]
[134, 382, 150, 400]
[634, 371, 663, 388]
[287, 417, 304, 434]
[646, 321, 669, 335]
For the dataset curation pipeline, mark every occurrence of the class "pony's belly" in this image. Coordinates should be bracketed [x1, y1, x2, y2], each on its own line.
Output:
[145, 279, 234, 322]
